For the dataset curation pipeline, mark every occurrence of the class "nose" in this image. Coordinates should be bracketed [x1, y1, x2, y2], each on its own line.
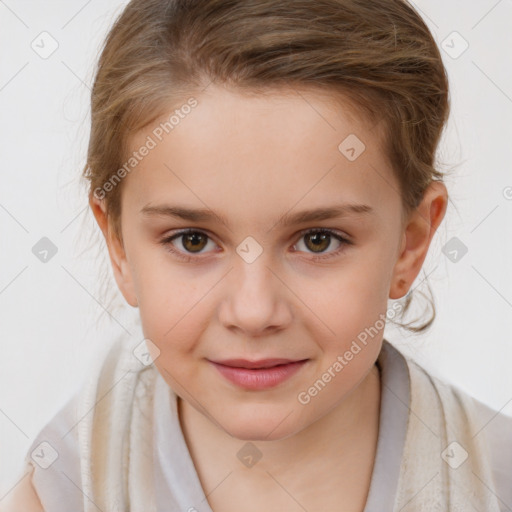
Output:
[217, 256, 293, 337]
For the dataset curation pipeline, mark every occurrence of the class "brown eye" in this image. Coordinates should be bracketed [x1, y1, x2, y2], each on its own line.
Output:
[161, 229, 216, 257]
[303, 231, 332, 253]
[181, 231, 208, 253]
[293, 228, 352, 260]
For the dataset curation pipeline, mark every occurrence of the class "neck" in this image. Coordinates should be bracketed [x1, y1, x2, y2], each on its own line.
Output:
[177, 362, 381, 487]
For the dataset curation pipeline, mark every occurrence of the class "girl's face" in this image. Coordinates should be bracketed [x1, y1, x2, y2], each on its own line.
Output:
[97, 84, 443, 440]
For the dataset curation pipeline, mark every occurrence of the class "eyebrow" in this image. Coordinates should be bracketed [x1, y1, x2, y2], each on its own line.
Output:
[140, 202, 375, 229]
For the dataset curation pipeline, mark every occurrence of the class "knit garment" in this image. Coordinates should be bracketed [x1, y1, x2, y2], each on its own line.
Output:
[393, 359, 501, 511]
[21, 337, 505, 511]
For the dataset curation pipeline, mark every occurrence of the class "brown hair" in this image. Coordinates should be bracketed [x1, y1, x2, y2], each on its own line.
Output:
[82, 0, 452, 333]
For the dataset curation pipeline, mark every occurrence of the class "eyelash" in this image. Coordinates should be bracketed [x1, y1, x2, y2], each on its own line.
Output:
[159, 228, 353, 263]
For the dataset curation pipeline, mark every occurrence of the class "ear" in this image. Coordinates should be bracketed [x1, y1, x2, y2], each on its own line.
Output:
[389, 181, 448, 299]
[89, 195, 138, 308]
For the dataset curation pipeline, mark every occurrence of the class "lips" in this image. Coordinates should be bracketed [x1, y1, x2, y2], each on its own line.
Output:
[211, 358, 305, 369]
[209, 358, 309, 390]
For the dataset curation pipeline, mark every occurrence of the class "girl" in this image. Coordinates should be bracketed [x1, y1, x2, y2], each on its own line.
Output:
[3, 0, 511, 510]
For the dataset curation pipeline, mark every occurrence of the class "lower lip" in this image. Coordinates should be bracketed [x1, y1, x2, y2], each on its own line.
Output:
[210, 360, 308, 390]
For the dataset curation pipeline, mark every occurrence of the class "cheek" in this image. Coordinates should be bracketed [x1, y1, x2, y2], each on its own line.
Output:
[304, 254, 392, 357]
[316, 260, 390, 322]
[130, 265, 205, 351]
[132, 262, 214, 359]
[138, 283, 207, 349]
[129, 241, 191, 309]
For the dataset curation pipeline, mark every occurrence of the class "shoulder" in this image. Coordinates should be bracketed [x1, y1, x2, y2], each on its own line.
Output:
[404, 354, 512, 507]
[12, 391, 85, 511]
[0, 464, 44, 512]
[468, 394, 512, 507]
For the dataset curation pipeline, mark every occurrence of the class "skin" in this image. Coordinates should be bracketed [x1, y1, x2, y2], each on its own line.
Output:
[90, 83, 447, 511]
[1, 465, 44, 512]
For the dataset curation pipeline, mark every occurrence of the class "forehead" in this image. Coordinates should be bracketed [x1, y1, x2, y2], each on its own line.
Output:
[123, 84, 400, 224]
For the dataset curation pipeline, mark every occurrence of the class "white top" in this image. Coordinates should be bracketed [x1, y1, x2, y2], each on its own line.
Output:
[22, 340, 512, 511]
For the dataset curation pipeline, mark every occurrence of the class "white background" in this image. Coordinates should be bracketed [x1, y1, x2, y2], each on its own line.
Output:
[1, 0, 511, 495]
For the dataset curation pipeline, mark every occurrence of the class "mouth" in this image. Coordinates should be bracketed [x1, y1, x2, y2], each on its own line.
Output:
[211, 358, 305, 369]
[208, 358, 309, 390]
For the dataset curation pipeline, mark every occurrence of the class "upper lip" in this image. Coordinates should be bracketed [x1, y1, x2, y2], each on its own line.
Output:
[210, 358, 306, 369]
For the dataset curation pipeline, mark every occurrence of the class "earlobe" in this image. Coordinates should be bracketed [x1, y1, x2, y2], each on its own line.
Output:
[389, 181, 448, 300]
[89, 195, 139, 308]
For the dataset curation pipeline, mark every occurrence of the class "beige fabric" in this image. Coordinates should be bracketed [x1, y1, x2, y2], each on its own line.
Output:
[393, 358, 501, 511]
[77, 339, 158, 512]
[75, 337, 501, 512]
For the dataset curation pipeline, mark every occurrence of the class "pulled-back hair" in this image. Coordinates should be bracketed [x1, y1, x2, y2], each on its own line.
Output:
[83, 0, 452, 333]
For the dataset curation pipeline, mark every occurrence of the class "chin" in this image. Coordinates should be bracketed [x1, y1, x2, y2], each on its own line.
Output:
[224, 423, 295, 442]
[218, 406, 303, 442]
